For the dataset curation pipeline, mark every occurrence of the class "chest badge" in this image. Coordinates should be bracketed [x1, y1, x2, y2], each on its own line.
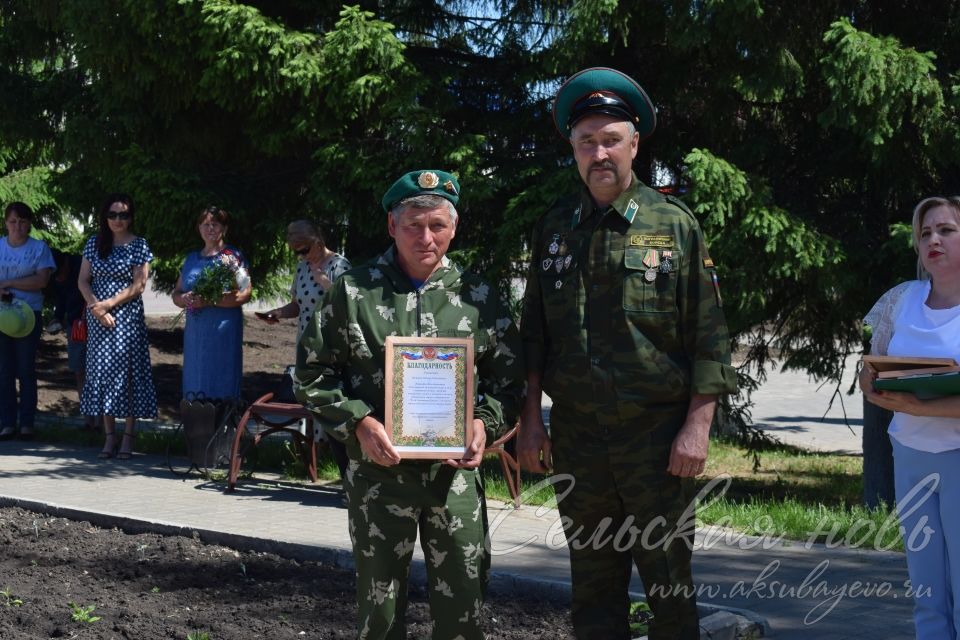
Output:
[641, 249, 660, 269]
[660, 250, 674, 273]
[548, 233, 560, 256]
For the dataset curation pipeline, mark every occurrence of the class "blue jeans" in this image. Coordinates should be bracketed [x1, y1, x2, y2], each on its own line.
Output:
[0, 311, 43, 429]
[892, 437, 960, 640]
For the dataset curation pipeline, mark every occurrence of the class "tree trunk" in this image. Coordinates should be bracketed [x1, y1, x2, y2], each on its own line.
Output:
[862, 396, 895, 509]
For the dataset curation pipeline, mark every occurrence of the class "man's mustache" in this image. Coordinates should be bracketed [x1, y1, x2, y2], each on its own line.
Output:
[589, 160, 617, 173]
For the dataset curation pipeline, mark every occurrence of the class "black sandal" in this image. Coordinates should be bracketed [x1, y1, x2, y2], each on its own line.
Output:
[117, 430, 135, 460]
[98, 431, 116, 459]
[0, 426, 14, 440]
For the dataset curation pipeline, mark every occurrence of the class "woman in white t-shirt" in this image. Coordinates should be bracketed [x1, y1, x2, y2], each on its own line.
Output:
[861, 195, 960, 639]
[0, 202, 55, 440]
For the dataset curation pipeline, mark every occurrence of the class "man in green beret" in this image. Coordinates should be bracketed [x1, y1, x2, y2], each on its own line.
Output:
[295, 170, 524, 640]
[518, 67, 738, 639]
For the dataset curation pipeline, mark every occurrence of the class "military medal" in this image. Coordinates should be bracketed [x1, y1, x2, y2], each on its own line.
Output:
[558, 235, 568, 256]
[548, 234, 560, 255]
[542, 258, 553, 271]
[555, 259, 564, 273]
[564, 255, 572, 269]
[644, 269, 657, 282]
[641, 249, 660, 270]
[660, 250, 673, 273]
[555, 280, 563, 289]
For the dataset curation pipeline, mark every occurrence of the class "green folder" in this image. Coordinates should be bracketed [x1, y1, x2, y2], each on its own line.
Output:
[874, 371, 960, 399]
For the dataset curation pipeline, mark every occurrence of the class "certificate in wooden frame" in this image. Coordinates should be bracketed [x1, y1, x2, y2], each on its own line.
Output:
[384, 336, 474, 459]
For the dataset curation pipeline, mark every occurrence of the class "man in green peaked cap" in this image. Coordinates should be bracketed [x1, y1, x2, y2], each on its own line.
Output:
[519, 68, 737, 639]
[295, 170, 524, 640]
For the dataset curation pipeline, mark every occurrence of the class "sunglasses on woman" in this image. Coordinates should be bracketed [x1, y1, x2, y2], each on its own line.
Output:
[106, 211, 132, 220]
[294, 246, 311, 256]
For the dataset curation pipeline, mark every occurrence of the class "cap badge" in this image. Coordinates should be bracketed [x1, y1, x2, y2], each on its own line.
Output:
[443, 179, 458, 195]
[418, 172, 440, 189]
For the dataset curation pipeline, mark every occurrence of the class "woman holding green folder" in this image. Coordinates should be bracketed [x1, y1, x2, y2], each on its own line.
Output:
[861, 195, 960, 639]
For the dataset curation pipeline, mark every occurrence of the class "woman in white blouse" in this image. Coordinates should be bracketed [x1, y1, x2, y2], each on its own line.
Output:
[861, 195, 960, 639]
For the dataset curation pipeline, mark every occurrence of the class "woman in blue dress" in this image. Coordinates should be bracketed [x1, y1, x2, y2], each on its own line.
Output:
[172, 206, 251, 401]
[78, 194, 158, 459]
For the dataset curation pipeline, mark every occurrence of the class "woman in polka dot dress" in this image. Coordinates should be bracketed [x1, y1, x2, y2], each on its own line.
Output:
[258, 220, 350, 339]
[257, 219, 350, 478]
[78, 194, 157, 460]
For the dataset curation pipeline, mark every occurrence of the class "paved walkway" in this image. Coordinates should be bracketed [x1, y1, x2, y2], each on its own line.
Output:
[744, 354, 864, 455]
[0, 434, 914, 639]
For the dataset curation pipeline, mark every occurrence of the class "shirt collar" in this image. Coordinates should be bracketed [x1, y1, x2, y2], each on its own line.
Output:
[379, 245, 455, 289]
[573, 172, 643, 227]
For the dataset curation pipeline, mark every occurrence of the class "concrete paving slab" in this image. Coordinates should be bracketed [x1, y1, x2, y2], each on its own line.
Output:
[0, 440, 918, 638]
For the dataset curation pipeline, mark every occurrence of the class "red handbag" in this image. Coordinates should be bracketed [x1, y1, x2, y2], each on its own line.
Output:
[70, 317, 87, 342]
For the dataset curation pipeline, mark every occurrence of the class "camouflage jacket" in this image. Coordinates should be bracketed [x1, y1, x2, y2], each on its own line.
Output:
[294, 245, 525, 459]
[521, 176, 737, 414]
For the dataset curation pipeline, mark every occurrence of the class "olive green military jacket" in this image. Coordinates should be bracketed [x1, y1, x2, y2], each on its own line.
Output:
[521, 176, 737, 414]
[295, 246, 525, 458]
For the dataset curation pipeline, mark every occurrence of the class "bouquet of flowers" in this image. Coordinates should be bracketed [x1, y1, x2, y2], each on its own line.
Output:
[191, 250, 250, 306]
[174, 250, 250, 323]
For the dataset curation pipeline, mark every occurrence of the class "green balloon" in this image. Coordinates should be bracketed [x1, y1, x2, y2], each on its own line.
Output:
[0, 299, 36, 338]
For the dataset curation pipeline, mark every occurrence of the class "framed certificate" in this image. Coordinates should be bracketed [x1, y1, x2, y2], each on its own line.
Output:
[384, 336, 474, 459]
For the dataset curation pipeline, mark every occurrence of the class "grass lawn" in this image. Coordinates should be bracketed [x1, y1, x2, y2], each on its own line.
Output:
[698, 439, 901, 551]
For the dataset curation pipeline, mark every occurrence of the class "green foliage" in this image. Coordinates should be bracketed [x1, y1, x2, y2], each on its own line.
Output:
[820, 18, 943, 152]
[0, 0, 958, 421]
[187, 631, 211, 640]
[0, 588, 23, 607]
[628, 600, 652, 636]
[190, 254, 248, 306]
[67, 602, 101, 623]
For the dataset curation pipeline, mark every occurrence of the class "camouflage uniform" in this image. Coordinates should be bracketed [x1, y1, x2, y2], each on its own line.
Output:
[521, 176, 737, 640]
[295, 245, 524, 640]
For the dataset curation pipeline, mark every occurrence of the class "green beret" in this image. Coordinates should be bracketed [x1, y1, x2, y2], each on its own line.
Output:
[0, 298, 35, 338]
[552, 67, 656, 140]
[381, 170, 461, 213]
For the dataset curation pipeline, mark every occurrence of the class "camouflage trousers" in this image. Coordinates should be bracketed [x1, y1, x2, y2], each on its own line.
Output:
[550, 403, 699, 640]
[345, 460, 490, 640]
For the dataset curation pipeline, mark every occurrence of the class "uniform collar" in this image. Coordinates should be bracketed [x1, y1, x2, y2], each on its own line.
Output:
[376, 245, 459, 290]
[573, 172, 645, 227]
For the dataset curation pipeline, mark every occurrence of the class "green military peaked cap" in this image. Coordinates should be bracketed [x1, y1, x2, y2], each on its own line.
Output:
[381, 170, 461, 212]
[0, 298, 35, 338]
[552, 67, 657, 140]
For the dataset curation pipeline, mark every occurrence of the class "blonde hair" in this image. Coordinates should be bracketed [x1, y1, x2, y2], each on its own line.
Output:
[286, 219, 326, 250]
[911, 196, 960, 280]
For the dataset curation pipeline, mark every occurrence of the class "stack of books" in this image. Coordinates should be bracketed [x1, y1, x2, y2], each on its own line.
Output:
[863, 355, 960, 398]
